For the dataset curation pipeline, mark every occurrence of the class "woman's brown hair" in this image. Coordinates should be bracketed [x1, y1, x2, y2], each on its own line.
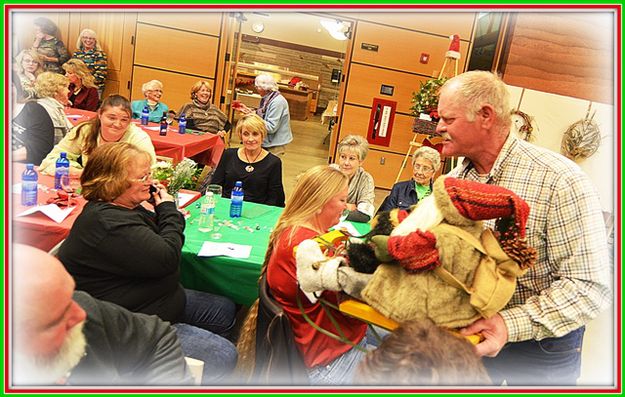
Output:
[71, 94, 132, 156]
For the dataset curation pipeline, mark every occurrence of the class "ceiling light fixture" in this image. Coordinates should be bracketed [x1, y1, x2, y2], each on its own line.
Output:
[320, 18, 351, 41]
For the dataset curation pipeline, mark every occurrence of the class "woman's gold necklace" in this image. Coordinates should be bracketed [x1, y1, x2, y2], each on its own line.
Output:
[243, 148, 262, 172]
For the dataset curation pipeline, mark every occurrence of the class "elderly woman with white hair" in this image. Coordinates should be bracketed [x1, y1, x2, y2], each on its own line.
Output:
[71, 28, 108, 97]
[131, 80, 169, 123]
[237, 74, 293, 156]
[378, 145, 442, 212]
[332, 134, 375, 222]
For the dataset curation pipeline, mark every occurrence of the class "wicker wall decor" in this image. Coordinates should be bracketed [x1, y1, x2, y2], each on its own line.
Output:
[561, 104, 601, 161]
[511, 110, 537, 142]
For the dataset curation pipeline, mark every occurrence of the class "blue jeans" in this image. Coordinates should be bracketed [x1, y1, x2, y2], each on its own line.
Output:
[174, 289, 237, 384]
[483, 327, 585, 386]
[307, 337, 368, 385]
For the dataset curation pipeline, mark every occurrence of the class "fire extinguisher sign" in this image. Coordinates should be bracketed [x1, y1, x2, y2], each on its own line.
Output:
[367, 98, 396, 147]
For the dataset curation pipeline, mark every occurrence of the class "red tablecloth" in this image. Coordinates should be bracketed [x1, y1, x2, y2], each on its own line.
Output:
[65, 108, 225, 167]
[12, 164, 86, 252]
[12, 162, 200, 252]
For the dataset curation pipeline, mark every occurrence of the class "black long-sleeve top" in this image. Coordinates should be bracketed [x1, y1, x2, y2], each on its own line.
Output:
[211, 148, 285, 207]
[59, 200, 187, 323]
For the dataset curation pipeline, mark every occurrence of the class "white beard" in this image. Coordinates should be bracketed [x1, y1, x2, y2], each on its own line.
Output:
[14, 322, 87, 385]
[390, 194, 443, 236]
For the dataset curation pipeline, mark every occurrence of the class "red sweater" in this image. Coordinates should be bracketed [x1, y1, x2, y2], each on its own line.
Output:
[69, 83, 99, 111]
[266, 226, 367, 368]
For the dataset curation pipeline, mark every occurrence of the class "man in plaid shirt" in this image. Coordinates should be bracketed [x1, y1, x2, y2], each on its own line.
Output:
[436, 71, 611, 385]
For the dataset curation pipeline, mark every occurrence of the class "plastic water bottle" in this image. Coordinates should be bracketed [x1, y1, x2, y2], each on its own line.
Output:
[141, 105, 150, 125]
[21, 164, 38, 206]
[178, 113, 187, 134]
[198, 192, 215, 232]
[229, 181, 244, 218]
[54, 152, 70, 189]
[159, 112, 168, 136]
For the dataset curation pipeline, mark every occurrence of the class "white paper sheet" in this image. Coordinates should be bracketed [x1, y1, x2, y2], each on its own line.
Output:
[15, 204, 76, 223]
[330, 221, 361, 237]
[197, 241, 252, 259]
[177, 191, 196, 208]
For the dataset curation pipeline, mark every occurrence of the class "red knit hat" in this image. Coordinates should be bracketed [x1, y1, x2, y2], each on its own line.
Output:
[441, 177, 530, 238]
[433, 176, 536, 269]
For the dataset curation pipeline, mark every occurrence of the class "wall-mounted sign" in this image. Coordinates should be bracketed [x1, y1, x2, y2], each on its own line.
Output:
[367, 97, 397, 147]
[380, 84, 394, 96]
[361, 42, 379, 52]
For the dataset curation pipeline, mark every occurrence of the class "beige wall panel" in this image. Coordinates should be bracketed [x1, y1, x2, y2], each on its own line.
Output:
[103, 80, 120, 100]
[11, 12, 70, 55]
[339, 104, 416, 154]
[344, 63, 429, 113]
[131, 66, 214, 114]
[137, 12, 222, 36]
[361, 150, 410, 190]
[352, 21, 470, 77]
[134, 24, 218, 78]
[338, 12, 476, 39]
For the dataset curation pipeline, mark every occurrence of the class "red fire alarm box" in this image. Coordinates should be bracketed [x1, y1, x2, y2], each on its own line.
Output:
[367, 98, 396, 147]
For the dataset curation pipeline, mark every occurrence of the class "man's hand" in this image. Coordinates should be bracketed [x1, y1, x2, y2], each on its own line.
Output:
[460, 313, 508, 357]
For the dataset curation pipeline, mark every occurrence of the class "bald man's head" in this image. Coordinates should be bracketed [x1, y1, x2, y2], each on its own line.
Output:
[12, 244, 87, 385]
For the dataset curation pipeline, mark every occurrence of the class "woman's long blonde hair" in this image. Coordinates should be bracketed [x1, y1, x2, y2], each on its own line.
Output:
[235, 165, 348, 381]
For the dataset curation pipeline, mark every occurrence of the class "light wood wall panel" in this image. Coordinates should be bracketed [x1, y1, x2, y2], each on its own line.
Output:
[338, 12, 476, 39]
[340, 104, 416, 154]
[67, 12, 136, 98]
[503, 12, 613, 104]
[345, 63, 429, 114]
[137, 12, 222, 36]
[361, 150, 411, 190]
[131, 66, 214, 113]
[352, 21, 471, 77]
[134, 23, 219, 78]
[335, 13, 477, 189]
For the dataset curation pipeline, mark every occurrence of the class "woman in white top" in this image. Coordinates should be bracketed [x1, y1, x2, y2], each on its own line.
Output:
[39, 94, 156, 175]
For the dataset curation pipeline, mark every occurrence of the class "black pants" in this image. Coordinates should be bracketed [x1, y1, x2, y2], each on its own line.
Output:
[483, 327, 585, 386]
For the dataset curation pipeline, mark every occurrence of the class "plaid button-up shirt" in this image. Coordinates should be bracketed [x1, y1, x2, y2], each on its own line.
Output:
[449, 134, 612, 342]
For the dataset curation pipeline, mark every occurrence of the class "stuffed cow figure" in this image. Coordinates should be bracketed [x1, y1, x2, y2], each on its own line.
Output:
[296, 176, 537, 330]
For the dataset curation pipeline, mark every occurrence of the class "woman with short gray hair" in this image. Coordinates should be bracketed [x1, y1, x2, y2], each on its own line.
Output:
[332, 134, 375, 222]
[131, 79, 169, 123]
[235, 73, 293, 156]
[378, 145, 441, 212]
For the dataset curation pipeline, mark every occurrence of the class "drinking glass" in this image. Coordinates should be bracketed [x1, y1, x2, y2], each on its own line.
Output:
[211, 221, 223, 240]
[60, 173, 81, 206]
[207, 185, 223, 239]
[207, 184, 223, 198]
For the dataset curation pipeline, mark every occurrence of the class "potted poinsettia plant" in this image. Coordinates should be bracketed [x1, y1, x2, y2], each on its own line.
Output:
[410, 77, 448, 134]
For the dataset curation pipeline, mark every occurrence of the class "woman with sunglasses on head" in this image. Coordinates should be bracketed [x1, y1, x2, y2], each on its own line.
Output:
[13, 49, 44, 103]
[378, 146, 441, 212]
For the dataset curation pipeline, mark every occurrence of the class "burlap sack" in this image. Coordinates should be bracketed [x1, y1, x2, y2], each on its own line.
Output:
[361, 224, 483, 329]
[362, 225, 527, 328]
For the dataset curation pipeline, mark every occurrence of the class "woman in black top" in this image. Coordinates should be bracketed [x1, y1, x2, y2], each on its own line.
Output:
[211, 113, 285, 207]
[58, 142, 237, 382]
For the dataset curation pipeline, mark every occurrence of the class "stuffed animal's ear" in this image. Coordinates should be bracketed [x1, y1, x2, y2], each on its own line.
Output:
[347, 243, 380, 274]
[369, 211, 395, 237]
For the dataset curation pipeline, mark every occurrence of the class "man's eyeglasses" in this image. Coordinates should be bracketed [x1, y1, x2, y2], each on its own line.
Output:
[132, 172, 153, 183]
[413, 164, 434, 173]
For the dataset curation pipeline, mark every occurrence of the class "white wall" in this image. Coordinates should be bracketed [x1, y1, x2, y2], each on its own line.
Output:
[510, 86, 614, 212]
[239, 12, 349, 53]
[509, 85, 615, 386]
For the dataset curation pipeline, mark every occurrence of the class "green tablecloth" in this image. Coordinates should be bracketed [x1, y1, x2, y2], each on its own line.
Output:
[180, 196, 371, 306]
